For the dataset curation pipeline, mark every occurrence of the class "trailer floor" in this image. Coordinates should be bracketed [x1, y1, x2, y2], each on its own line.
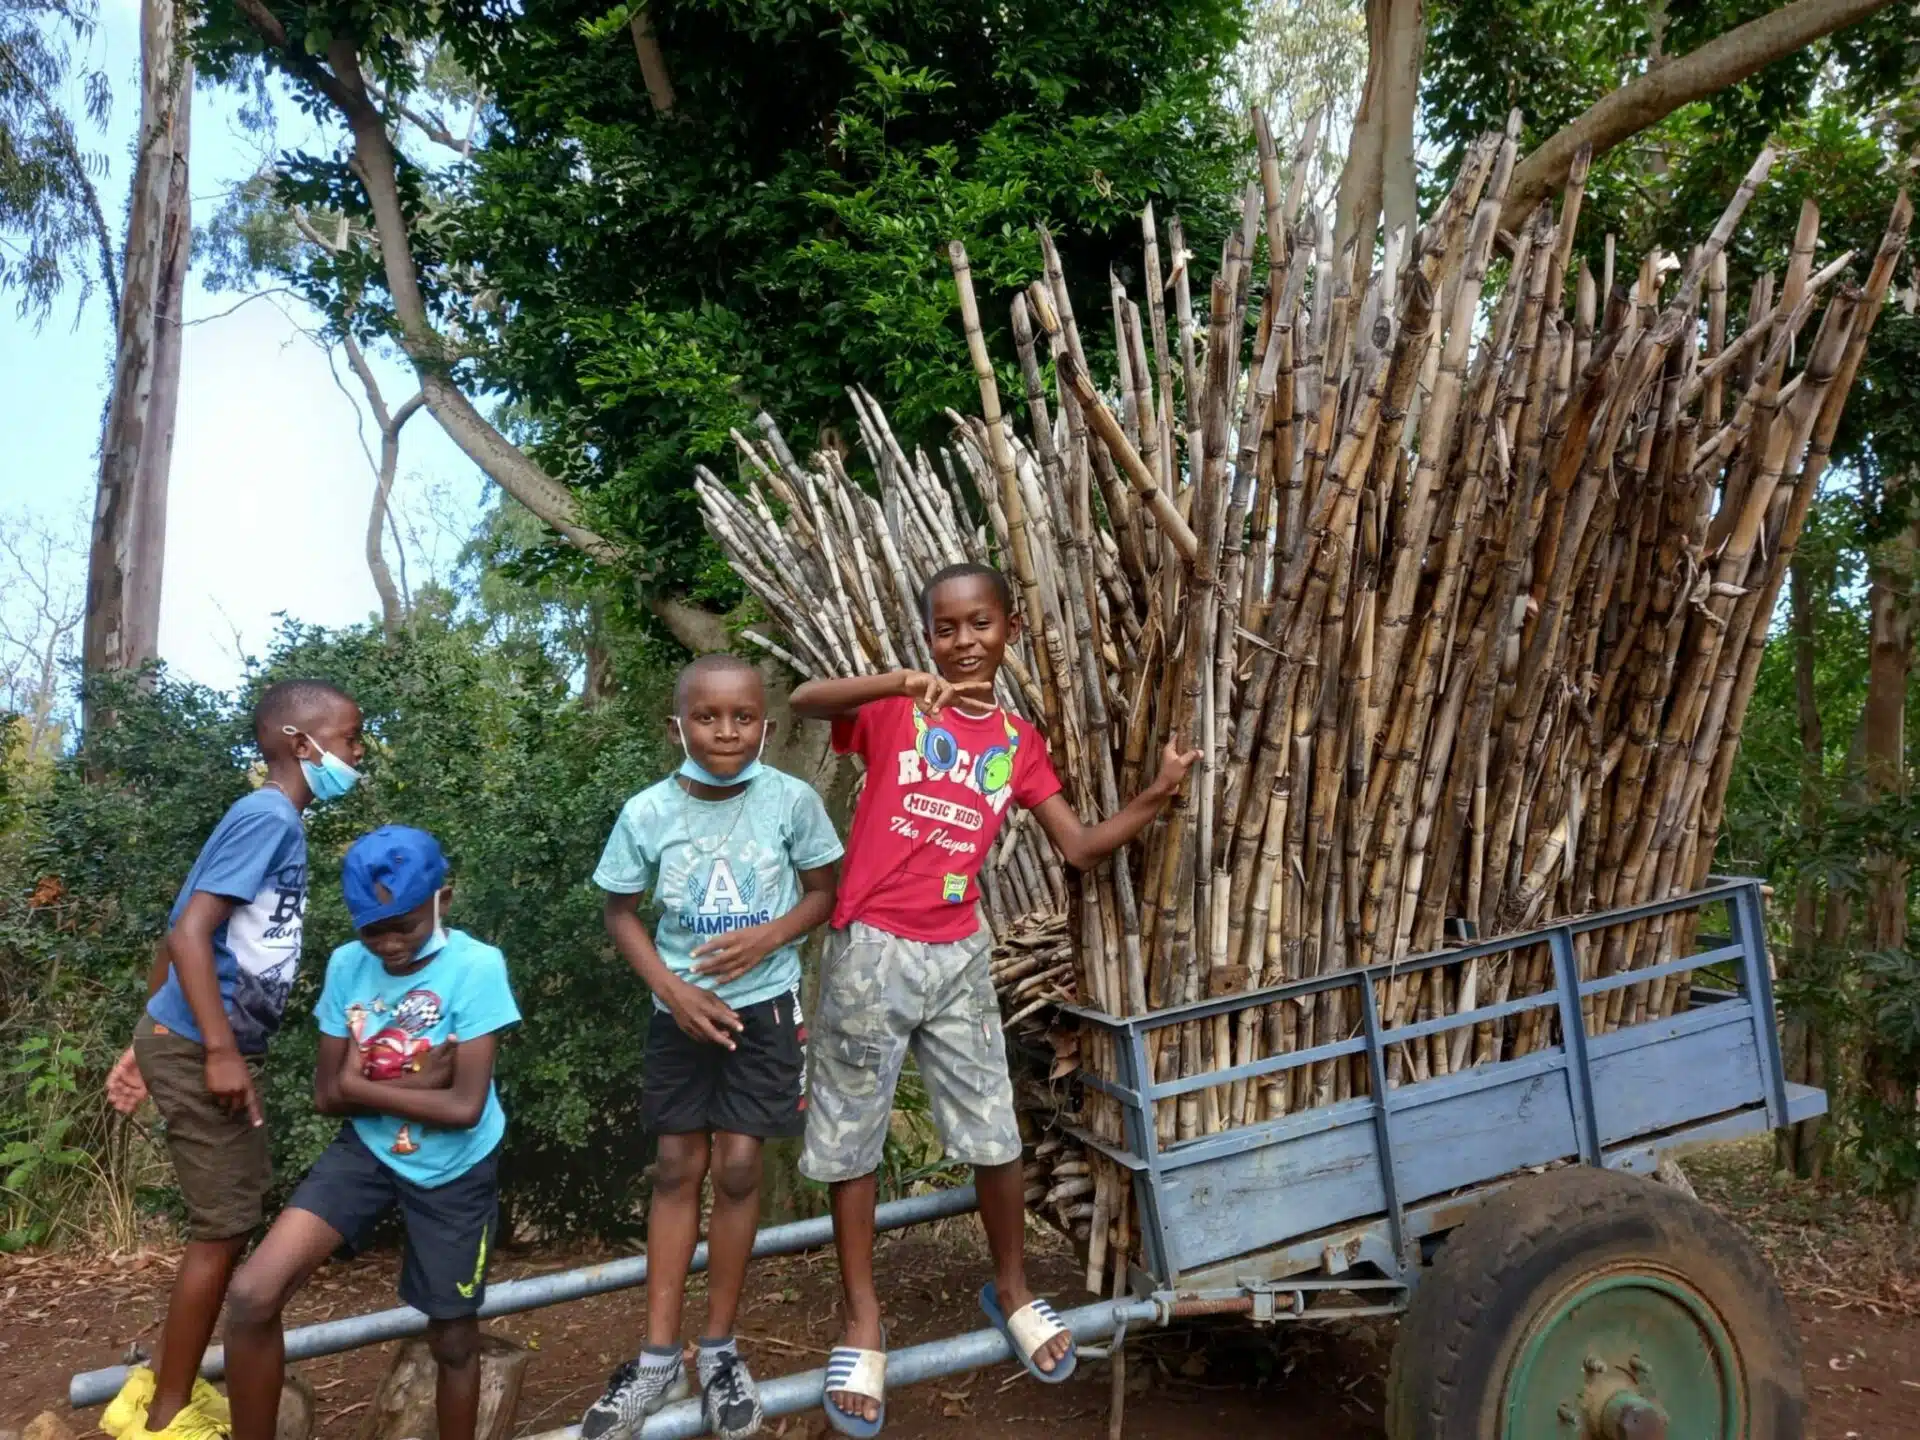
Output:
[5, 1145, 1916, 1439]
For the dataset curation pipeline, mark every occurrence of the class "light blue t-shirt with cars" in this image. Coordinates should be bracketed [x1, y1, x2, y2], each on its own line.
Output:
[315, 929, 521, 1187]
[594, 769, 843, 1012]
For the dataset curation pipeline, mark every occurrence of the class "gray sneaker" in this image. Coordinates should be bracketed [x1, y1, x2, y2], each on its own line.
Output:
[579, 1354, 690, 1440]
[697, 1348, 764, 1440]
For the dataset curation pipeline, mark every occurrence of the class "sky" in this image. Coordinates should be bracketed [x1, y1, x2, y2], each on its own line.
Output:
[0, 0, 489, 695]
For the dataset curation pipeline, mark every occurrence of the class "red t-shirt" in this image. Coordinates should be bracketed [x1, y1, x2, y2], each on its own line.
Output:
[831, 694, 1062, 941]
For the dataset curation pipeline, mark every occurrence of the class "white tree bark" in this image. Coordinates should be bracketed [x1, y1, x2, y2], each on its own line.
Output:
[86, 0, 190, 698]
[1332, 0, 1422, 271]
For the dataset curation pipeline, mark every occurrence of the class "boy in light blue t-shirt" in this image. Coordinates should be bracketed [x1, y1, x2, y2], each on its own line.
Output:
[580, 656, 841, 1440]
[223, 827, 520, 1440]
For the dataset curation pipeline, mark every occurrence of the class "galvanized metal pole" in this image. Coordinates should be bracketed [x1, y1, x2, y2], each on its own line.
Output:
[525, 1297, 1164, 1440]
[70, 1185, 978, 1409]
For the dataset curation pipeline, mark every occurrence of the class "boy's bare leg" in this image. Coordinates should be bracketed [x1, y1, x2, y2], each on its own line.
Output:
[975, 1159, 1071, 1373]
[646, 1133, 711, 1348]
[147, 1235, 249, 1429]
[426, 1318, 481, 1440]
[223, 1210, 347, 1440]
[701, 1133, 763, 1339]
[826, 1174, 882, 1423]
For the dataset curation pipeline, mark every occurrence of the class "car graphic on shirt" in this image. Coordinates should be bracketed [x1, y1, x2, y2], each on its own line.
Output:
[345, 987, 446, 1155]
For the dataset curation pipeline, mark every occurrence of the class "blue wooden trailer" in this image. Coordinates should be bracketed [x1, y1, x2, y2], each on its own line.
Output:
[1060, 872, 1819, 1439]
[70, 876, 1816, 1440]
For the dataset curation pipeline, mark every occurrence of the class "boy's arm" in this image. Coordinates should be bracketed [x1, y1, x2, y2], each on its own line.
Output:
[691, 861, 840, 985]
[789, 671, 993, 720]
[334, 1032, 500, 1129]
[168, 891, 261, 1124]
[314, 1034, 459, 1115]
[1032, 739, 1203, 871]
[604, 891, 745, 1049]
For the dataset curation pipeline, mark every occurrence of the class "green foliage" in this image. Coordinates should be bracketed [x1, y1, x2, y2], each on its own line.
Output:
[0, 1, 115, 322]
[192, 0, 1248, 591]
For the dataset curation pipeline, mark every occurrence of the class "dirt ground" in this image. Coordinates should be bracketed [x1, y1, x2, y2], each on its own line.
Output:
[3, 1141, 1916, 1439]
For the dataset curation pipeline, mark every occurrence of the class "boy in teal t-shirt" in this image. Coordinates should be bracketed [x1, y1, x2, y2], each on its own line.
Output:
[223, 827, 520, 1440]
[580, 656, 841, 1440]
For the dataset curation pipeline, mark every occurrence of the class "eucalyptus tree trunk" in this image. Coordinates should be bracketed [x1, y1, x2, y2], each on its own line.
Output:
[86, 0, 191, 712]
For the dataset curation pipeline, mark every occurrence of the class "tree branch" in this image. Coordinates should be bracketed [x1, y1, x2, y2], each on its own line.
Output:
[365, 78, 468, 155]
[1502, 0, 1898, 228]
[648, 592, 730, 652]
[236, 11, 620, 563]
[629, 7, 677, 115]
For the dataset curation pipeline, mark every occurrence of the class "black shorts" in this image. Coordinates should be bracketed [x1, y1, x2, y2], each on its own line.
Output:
[642, 987, 806, 1139]
[289, 1126, 498, 1319]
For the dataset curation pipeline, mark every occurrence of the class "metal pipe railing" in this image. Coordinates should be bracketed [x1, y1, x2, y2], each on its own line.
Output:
[70, 1185, 978, 1409]
[525, 1296, 1164, 1440]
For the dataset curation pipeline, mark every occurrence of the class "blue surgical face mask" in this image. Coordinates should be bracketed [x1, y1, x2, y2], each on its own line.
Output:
[285, 725, 361, 802]
[675, 721, 767, 789]
[416, 892, 448, 960]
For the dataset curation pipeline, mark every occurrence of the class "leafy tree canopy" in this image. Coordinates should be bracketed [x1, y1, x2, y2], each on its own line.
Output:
[190, 0, 1250, 593]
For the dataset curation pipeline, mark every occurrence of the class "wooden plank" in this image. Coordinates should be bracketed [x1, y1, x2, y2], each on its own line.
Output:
[1394, 1070, 1581, 1205]
[1157, 1117, 1386, 1274]
[1592, 1015, 1763, 1146]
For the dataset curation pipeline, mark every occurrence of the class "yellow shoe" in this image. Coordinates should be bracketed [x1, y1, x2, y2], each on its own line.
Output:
[102, 1366, 156, 1438]
[135, 1396, 231, 1440]
[103, 1369, 230, 1437]
[188, 1380, 231, 1427]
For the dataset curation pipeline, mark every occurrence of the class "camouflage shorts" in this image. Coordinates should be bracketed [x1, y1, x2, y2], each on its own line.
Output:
[800, 921, 1021, 1182]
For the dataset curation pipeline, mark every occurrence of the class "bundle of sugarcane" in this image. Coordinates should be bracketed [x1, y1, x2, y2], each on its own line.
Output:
[991, 910, 1078, 1035]
[698, 107, 1912, 1288]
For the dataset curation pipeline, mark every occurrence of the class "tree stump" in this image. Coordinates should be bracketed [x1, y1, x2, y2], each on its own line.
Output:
[277, 1372, 316, 1440]
[354, 1336, 530, 1440]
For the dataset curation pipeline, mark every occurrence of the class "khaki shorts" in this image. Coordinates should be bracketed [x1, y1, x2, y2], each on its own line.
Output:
[133, 1015, 271, 1241]
[800, 922, 1022, 1183]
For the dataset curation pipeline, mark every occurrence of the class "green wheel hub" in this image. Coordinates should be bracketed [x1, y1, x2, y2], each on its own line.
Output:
[1503, 1265, 1745, 1439]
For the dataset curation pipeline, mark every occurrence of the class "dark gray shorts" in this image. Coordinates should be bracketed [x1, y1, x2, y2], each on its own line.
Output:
[290, 1126, 499, 1319]
[642, 988, 807, 1139]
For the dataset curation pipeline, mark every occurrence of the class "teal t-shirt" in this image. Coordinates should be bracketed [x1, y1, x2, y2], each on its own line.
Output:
[314, 929, 520, 1188]
[594, 768, 844, 1011]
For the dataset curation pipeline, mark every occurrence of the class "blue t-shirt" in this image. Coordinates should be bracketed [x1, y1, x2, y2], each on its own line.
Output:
[315, 929, 521, 1188]
[594, 768, 843, 1012]
[147, 788, 308, 1055]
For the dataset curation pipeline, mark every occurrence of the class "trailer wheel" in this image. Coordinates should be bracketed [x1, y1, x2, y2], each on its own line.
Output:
[1385, 1165, 1803, 1439]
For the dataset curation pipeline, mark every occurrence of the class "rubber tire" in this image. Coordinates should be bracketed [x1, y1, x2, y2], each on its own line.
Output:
[1385, 1165, 1805, 1440]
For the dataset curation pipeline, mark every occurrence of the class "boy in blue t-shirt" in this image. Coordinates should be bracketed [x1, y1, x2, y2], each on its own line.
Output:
[222, 827, 521, 1440]
[102, 678, 362, 1440]
[579, 656, 841, 1440]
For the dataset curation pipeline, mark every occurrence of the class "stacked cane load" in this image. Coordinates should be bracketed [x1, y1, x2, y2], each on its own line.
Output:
[699, 109, 1912, 1286]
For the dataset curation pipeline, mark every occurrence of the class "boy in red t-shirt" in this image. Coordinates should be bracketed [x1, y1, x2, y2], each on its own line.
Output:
[791, 563, 1198, 1436]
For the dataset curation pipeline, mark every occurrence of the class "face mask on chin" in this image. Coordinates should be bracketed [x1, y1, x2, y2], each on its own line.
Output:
[675, 721, 767, 789]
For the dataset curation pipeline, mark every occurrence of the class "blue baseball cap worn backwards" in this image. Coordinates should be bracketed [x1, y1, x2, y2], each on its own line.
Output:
[343, 825, 448, 928]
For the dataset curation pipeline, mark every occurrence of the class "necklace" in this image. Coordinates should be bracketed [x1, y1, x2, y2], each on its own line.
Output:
[676, 776, 754, 859]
